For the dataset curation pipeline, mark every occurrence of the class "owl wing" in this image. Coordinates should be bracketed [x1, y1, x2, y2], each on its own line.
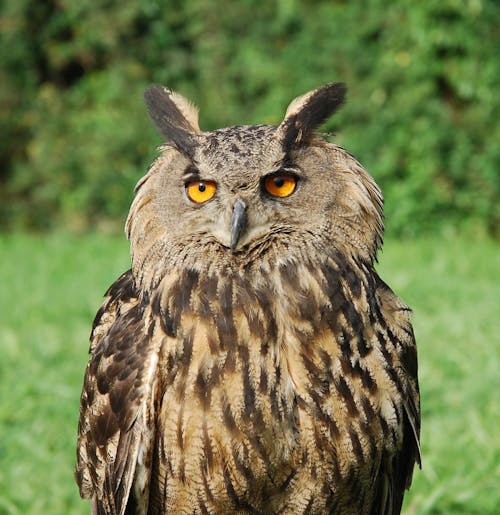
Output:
[371, 275, 421, 515]
[76, 269, 161, 515]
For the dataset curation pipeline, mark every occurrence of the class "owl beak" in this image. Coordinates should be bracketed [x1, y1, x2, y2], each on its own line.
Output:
[230, 199, 247, 252]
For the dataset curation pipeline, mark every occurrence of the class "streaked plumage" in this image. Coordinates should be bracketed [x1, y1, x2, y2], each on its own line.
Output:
[76, 83, 420, 514]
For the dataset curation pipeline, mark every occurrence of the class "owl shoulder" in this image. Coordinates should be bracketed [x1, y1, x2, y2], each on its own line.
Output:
[89, 269, 139, 353]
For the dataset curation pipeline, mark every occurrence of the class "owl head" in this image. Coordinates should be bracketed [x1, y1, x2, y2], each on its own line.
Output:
[126, 84, 383, 283]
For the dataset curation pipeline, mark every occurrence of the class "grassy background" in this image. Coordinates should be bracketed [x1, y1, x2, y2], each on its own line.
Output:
[0, 233, 498, 514]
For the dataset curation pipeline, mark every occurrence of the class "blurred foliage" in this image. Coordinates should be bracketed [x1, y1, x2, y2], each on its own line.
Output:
[1, 0, 499, 235]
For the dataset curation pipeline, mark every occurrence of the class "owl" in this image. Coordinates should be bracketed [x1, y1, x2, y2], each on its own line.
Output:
[76, 83, 420, 515]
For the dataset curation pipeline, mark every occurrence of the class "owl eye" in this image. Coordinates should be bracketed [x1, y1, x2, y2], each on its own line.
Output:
[186, 180, 217, 203]
[263, 173, 298, 198]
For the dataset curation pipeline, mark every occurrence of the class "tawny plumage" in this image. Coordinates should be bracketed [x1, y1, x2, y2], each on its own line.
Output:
[76, 83, 420, 515]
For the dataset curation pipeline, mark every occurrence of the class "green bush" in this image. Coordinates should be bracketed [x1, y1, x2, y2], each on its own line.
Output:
[1, 0, 499, 235]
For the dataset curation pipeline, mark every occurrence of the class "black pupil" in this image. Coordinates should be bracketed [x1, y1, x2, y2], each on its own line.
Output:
[198, 183, 206, 192]
[274, 177, 285, 188]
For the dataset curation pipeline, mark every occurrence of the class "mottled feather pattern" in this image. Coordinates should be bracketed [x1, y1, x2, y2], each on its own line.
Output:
[77, 270, 161, 515]
[78, 253, 419, 514]
[76, 83, 420, 514]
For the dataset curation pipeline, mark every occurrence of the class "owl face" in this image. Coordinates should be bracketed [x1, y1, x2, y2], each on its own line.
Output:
[147, 125, 344, 256]
[127, 84, 384, 277]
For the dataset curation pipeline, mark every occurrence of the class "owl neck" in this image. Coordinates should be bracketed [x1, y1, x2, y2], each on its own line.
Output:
[145, 249, 376, 348]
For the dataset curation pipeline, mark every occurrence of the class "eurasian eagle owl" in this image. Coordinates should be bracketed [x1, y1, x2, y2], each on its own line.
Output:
[76, 83, 420, 514]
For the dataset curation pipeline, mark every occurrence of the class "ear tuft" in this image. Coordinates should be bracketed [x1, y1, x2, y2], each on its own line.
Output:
[168, 91, 200, 132]
[277, 83, 346, 152]
[144, 85, 200, 157]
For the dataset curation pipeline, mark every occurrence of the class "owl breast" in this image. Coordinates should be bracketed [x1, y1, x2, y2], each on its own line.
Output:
[146, 251, 400, 514]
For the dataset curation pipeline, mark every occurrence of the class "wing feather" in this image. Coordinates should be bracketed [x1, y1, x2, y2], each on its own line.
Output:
[76, 269, 161, 515]
[372, 275, 421, 514]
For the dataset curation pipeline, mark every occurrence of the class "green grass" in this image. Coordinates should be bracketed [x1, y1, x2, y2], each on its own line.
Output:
[0, 233, 498, 514]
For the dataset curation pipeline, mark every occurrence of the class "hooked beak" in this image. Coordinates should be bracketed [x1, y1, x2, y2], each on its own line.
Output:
[230, 199, 247, 252]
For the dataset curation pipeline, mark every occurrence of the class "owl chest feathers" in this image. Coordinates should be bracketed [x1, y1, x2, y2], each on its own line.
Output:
[143, 251, 405, 509]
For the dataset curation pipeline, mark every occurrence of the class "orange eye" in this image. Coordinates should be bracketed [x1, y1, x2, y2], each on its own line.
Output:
[186, 180, 217, 203]
[263, 174, 297, 198]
